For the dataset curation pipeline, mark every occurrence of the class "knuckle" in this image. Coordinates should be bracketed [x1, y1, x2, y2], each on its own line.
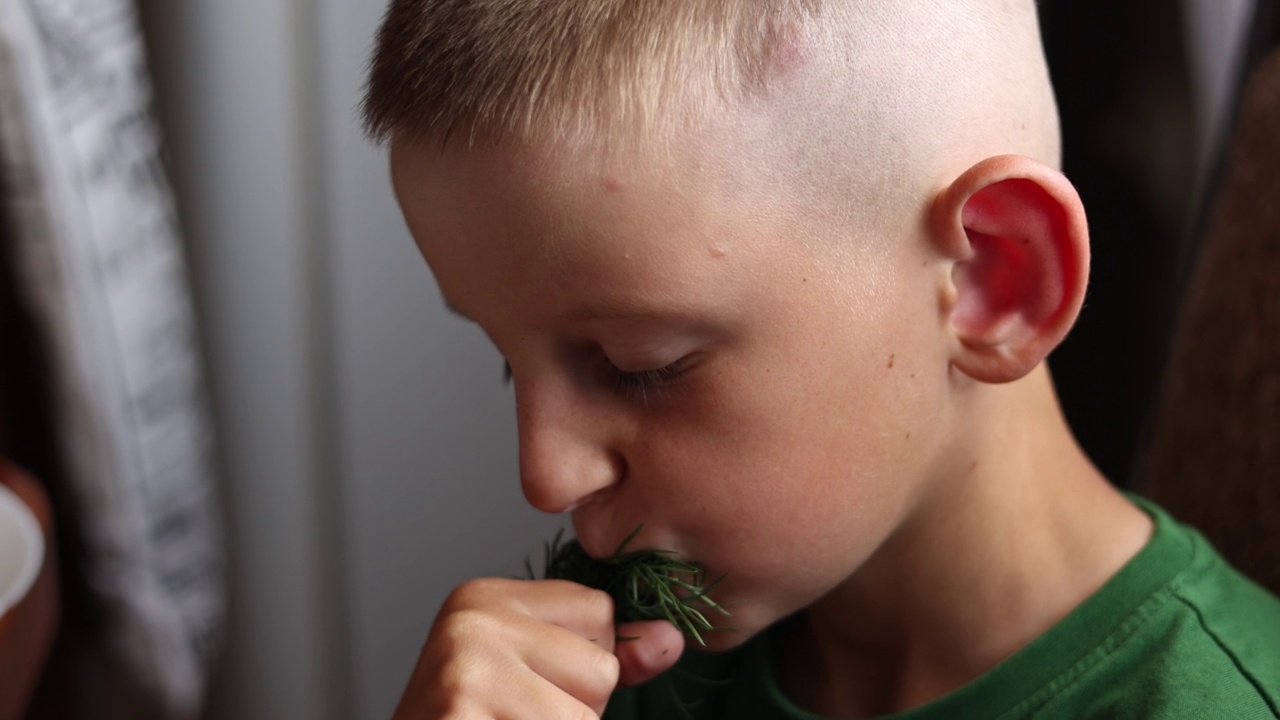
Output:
[434, 607, 499, 650]
[429, 651, 498, 718]
[578, 586, 616, 625]
[446, 577, 508, 609]
[592, 647, 622, 689]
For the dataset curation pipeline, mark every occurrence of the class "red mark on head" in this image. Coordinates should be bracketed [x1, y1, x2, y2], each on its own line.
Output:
[762, 22, 808, 83]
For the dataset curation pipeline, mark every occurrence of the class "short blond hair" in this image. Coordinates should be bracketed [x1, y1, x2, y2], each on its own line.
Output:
[362, 0, 820, 146]
[367, 0, 1061, 226]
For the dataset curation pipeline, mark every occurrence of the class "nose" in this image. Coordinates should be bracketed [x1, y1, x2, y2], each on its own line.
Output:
[516, 380, 621, 514]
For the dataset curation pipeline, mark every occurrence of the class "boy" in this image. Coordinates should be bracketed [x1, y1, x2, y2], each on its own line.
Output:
[364, 1, 1280, 717]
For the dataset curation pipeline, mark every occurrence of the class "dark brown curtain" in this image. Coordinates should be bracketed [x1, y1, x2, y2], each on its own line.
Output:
[1038, 0, 1198, 486]
[1137, 6, 1280, 595]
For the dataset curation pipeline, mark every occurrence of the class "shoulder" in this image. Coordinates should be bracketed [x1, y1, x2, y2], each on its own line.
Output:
[1158, 532, 1280, 715]
[1064, 522, 1280, 719]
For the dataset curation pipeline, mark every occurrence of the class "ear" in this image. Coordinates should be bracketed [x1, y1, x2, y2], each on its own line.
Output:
[931, 155, 1089, 384]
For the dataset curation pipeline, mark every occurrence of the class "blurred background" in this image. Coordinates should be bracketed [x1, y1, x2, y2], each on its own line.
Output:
[0, 0, 1273, 718]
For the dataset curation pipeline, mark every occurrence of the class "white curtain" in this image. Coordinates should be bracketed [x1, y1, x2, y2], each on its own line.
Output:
[0, 0, 225, 716]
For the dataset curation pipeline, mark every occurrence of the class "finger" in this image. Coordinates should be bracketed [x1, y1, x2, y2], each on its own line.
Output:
[521, 623, 621, 717]
[394, 617, 610, 720]
[613, 620, 685, 688]
[397, 660, 605, 720]
[448, 577, 616, 643]
[500, 669, 607, 720]
[505, 579, 617, 644]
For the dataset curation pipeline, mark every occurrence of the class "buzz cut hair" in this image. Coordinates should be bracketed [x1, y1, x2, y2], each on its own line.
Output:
[361, 0, 820, 147]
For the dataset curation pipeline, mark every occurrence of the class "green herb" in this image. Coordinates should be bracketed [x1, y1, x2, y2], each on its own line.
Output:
[527, 527, 734, 717]
[527, 526, 731, 645]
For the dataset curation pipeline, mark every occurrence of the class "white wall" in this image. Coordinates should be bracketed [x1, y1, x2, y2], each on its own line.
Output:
[139, 0, 347, 717]
[312, 1, 565, 717]
[138, 1, 1257, 718]
[141, 0, 563, 718]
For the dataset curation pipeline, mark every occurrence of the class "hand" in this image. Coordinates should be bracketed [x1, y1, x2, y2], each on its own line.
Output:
[0, 461, 60, 720]
[393, 577, 685, 719]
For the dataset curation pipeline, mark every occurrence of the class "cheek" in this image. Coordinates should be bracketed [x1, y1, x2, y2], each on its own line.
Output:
[629, 362, 883, 562]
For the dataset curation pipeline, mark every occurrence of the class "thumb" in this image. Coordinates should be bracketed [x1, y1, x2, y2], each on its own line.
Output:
[613, 620, 686, 688]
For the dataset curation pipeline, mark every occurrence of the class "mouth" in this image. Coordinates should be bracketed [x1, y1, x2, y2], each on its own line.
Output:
[537, 528, 731, 645]
[563, 522, 660, 567]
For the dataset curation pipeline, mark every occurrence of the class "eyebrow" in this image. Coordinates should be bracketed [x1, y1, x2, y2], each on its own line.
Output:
[444, 296, 701, 327]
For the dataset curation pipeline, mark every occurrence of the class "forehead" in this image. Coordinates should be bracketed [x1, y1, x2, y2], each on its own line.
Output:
[393, 89, 831, 235]
[388, 125, 803, 327]
[390, 128, 738, 251]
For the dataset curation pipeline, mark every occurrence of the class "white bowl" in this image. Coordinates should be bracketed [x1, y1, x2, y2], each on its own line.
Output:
[0, 483, 44, 617]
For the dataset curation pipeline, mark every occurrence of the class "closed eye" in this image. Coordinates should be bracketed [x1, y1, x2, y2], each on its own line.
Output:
[501, 353, 698, 399]
[611, 355, 696, 400]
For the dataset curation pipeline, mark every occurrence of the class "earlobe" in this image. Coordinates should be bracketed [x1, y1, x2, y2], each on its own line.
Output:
[931, 155, 1089, 384]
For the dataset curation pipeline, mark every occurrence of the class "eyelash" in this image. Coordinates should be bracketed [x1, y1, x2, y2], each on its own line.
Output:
[501, 357, 694, 398]
[612, 360, 688, 395]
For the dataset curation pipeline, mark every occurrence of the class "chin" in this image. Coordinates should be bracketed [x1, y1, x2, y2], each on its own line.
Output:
[690, 621, 760, 654]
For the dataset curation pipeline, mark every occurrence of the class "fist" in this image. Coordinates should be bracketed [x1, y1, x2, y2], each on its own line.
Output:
[393, 578, 685, 719]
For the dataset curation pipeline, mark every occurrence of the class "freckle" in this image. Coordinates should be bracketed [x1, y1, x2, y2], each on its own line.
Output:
[887, 354, 896, 369]
[910, 373, 917, 379]
[905, 432, 912, 440]
[921, 261, 928, 267]
[970, 461, 979, 472]
[662, 649, 670, 655]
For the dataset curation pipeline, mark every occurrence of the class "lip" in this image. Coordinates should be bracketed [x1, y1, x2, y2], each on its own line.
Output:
[569, 491, 686, 561]
[571, 512, 660, 560]
[577, 527, 693, 570]
[572, 528, 634, 560]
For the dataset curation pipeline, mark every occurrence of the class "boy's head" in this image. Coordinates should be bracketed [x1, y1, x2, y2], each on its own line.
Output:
[365, 0, 1061, 214]
[369, 1, 1089, 649]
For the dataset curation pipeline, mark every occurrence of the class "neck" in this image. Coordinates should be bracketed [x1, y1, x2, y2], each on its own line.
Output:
[780, 365, 1153, 719]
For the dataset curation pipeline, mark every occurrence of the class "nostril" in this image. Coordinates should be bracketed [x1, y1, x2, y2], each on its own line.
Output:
[520, 476, 569, 514]
[560, 480, 616, 514]
[518, 448, 625, 515]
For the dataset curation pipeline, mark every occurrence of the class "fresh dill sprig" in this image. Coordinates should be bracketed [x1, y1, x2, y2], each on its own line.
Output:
[527, 526, 731, 646]
[525, 527, 734, 717]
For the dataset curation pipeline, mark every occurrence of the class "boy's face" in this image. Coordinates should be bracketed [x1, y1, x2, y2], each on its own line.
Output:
[391, 121, 960, 649]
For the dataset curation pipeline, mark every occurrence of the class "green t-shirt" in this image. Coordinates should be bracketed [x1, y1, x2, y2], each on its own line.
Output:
[605, 496, 1280, 719]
